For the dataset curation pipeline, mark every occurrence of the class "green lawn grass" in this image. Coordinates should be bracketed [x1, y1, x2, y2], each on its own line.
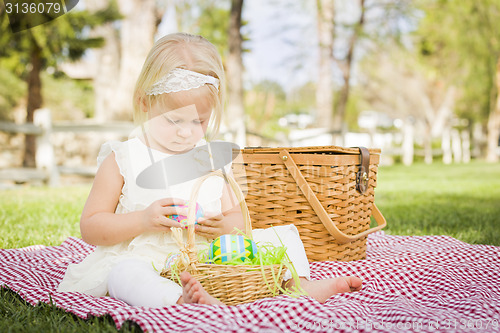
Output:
[0, 186, 87, 249]
[0, 161, 499, 332]
[0, 288, 141, 333]
[375, 161, 500, 246]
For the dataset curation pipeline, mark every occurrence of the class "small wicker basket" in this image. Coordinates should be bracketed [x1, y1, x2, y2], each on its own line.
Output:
[161, 170, 286, 306]
[231, 146, 387, 262]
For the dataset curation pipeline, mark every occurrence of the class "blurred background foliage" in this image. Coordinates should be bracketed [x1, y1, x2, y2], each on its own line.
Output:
[0, 0, 499, 162]
[0, 67, 25, 121]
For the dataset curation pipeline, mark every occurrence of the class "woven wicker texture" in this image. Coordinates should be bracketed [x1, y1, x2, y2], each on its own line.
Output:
[161, 170, 285, 306]
[183, 263, 285, 305]
[232, 146, 386, 262]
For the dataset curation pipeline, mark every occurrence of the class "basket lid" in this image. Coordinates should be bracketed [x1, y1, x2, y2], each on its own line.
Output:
[241, 145, 381, 155]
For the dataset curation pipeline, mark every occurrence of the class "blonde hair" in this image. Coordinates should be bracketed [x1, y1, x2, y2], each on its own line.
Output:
[133, 33, 225, 139]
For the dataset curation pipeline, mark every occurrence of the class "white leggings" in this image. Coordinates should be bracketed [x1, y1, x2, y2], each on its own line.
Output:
[108, 259, 183, 307]
[108, 224, 310, 307]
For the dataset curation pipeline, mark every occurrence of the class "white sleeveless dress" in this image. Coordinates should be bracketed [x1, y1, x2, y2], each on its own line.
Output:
[58, 137, 227, 296]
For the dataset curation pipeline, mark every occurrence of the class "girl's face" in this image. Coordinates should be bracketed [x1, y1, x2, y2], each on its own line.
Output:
[145, 101, 212, 154]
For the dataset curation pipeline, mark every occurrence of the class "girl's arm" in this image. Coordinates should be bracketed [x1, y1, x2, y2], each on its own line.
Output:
[80, 153, 183, 246]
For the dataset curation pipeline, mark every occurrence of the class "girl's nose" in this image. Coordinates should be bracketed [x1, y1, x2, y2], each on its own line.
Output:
[177, 126, 192, 138]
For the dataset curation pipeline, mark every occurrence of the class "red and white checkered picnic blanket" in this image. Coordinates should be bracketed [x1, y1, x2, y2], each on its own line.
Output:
[1, 232, 499, 332]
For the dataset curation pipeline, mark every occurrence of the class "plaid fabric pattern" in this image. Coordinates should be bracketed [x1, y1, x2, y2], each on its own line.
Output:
[1, 232, 499, 332]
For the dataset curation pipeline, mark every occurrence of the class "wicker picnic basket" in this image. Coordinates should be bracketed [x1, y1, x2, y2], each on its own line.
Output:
[160, 170, 286, 306]
[231, 146, 387, 262]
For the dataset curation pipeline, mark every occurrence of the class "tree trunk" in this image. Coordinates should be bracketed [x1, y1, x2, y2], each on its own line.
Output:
[315, 0, 335, 131]
[23, 35, 43, 168]
[430, 86, 456, 137]
[226, 0, 246, 147]
[114, 0, 157, 121]
[86, 0, 157, 122]
[486, 56, 500, 162]
[471, 122, 483, 158]
[332, 0, 365, 145]
[85, 0, 121, 123]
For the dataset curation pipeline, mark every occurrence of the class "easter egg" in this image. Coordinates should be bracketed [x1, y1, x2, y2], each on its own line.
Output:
[208, 234, 258, 264]
[167, 202, 203, 229]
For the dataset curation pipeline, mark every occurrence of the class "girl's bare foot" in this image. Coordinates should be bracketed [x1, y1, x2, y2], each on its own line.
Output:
[286, 276, 362, 303]
[178, 271, 224, 305]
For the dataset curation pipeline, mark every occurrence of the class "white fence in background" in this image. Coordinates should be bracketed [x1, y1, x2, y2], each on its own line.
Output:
[0, 108, 134, 186]
[287, 127, 472, 166]
[0, 109, 474, 186]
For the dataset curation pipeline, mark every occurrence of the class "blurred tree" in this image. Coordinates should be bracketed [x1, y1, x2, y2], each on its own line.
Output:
[85, 0, 162, 122]
[0, 4, 118, 167]
[315, 0, 335, 132]
[315, 0, 412, 144]
[288, 82, 317, 115]
[197, 2, 231, 57]
[88, 0, 236, 123]
[0, 67, 25, 121]
[331, 0, 366, 144]
[226, 0, 246, 146]
[415, 0, 500, 161]
[359, 44, 457, 163]
[172, 0, 231, 55]
[245, 80, 288, 140]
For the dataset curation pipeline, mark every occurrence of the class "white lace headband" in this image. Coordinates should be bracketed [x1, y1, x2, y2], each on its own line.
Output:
[145, 68, 220, 96]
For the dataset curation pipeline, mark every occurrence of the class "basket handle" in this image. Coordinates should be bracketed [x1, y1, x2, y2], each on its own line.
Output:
[279, 150, 386, 245]
[184, 170, 253, 252]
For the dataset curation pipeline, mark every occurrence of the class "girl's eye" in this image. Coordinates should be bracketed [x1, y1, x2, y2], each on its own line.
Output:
[168, 118, 181, 124]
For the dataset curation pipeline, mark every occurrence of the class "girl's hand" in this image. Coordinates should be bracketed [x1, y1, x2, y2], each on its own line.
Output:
[141, 198, 186, 232]
[195, 212, 225, 240]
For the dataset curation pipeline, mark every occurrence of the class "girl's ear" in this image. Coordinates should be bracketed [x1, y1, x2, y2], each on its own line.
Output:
[138, 96, 149, 113]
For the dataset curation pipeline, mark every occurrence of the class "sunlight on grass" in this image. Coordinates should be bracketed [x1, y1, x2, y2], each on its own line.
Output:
[0, 185, 90, 248]
[374, 161, 500, 245]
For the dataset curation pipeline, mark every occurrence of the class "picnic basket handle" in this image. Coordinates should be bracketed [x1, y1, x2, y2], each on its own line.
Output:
[279, 150, 386, 245]
[184, 170, 253, 253]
